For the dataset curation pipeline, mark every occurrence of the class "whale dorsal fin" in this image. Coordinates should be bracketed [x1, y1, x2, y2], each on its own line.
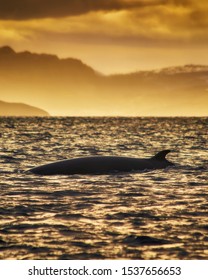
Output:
[152, 150, 171, 160]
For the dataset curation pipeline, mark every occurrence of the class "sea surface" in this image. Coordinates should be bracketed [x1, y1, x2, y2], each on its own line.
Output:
[0, 117, 207, 260]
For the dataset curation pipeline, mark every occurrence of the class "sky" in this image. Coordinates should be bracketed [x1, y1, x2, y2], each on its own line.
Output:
[0, 0, 208, 74]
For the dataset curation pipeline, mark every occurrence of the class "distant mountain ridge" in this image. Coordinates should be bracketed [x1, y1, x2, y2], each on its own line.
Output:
[154, 64, 208, 74]
[0, 46, 207, 116]
[0, 100, 49, 116]
[0, 46, 95, 75]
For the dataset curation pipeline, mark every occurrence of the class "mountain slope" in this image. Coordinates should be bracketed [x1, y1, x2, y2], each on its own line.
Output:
[0, 100, 49, 116]
[0, 46, 207, 116]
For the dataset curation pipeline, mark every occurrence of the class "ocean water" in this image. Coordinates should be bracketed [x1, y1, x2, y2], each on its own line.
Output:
[0, 117, 207, 260]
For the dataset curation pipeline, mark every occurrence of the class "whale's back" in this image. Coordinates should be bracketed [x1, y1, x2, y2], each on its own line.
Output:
[29, 150, 174, 175]
[30, 156, 149, 175]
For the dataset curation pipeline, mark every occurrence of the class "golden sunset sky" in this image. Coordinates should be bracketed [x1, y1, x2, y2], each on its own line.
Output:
[0, 0, 208, 74]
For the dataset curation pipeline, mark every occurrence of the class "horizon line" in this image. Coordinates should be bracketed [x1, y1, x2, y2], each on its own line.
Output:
[0, 115, 207, 118]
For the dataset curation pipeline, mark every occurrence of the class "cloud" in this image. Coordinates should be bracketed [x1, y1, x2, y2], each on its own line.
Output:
[0, 0, 162, 20]
[0, 0, 208, 55]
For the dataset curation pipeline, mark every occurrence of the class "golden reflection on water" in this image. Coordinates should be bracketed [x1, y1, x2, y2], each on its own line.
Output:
[0, 117, 207, 259]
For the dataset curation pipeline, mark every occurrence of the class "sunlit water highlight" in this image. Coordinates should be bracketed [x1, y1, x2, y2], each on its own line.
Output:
[0, 117, 207, 259]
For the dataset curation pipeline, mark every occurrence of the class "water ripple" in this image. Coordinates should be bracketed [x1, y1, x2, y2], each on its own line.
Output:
[0, 117, 207, 259]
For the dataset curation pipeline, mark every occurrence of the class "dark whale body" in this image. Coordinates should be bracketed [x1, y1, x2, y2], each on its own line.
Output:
[29, 150, 174, 175]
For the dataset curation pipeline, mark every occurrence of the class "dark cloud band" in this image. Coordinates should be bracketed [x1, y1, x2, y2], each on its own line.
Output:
[0, 0, 163, 20]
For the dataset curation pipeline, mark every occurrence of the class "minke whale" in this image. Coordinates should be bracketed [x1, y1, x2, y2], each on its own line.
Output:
[29, 150, 174, 175]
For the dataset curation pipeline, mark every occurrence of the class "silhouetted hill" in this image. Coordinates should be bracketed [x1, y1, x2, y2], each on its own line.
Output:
[0, 46, 207, 116]
[0, 100, 49, 116]
[0, 46, 96, 79]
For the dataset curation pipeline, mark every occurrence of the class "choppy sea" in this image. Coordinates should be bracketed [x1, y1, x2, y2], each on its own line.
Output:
[0, 117, 207, 260]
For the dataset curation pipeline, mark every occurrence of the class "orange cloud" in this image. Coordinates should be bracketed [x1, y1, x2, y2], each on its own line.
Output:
[1, 2, 207, 48]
